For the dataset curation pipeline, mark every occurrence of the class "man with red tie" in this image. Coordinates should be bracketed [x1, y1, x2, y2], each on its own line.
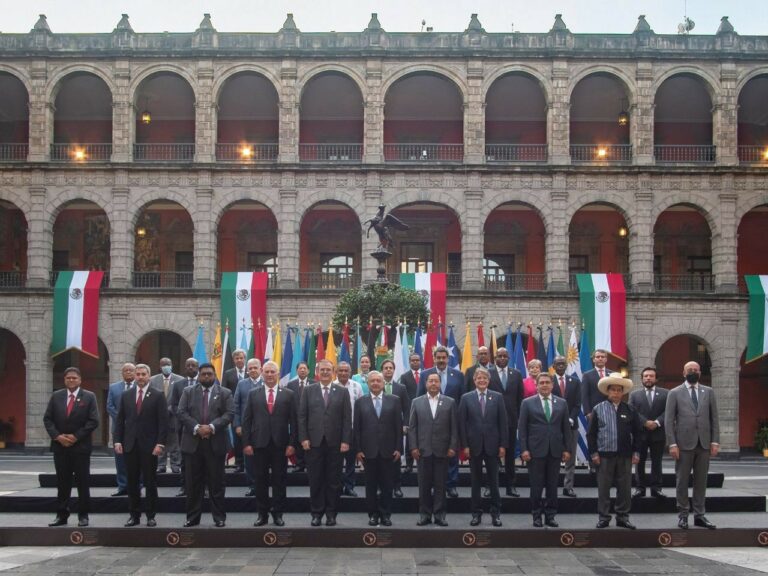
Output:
[398, 353, 421, 473]
[581, 349, 613, 420]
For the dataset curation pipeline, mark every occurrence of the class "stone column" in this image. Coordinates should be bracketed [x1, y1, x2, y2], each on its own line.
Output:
[111, 60, 132, 162]
[193, 61, 215, 163]
[548, 60, 571, 165]
[547, 181, 569, 290]
[25, 310, 50, 447]
[27, 60, 50, 162]
[632, 61, 655, 165]
[277, 189, 299, 288]
[108, 179, 131, 288]
[463, 60, 485, 164]
[712, 190, 738, 293]
[461, 187, 484, 290]
[364, 59, 384, 164]
[630, 314, 655, 380]
[361, 188, 382, 283]
[715, 316, 740, 453]
[715, 63, 739, 166]
[108, 311, 131, 376]
[193, 184, 215, 288]
[278, 61, 298, 163]
[26, 179, 50, 287]
[629, 187, 654, 292]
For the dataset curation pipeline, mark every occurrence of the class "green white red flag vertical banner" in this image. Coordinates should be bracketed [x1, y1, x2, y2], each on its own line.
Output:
[399, 272, 447, 342]
[576, 273, 627, 360]
[745, 275, 768, 363]
[51, 270, 104, 358]
[220, 272, 268, 356]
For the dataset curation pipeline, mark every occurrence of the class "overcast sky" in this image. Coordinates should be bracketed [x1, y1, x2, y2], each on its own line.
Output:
[1, 0, 766, 36]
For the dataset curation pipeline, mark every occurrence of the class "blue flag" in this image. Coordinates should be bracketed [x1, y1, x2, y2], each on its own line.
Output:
[355, 324, 364, 374]
[340, 327, 351, 365]
[579, 328, 594, 373]
[447, 325, 459, 368]
[547, 327, 556, 370]
[303, 328, 312, 363]
[291, 327, 302, 379]
[413, 325, 423, 364]
[513, 325, 527, 377]
[537, 326, 549, 372]
[505, 325, 514, 355]
[193, 325, 208, 364]
[280, 327, 293, 385]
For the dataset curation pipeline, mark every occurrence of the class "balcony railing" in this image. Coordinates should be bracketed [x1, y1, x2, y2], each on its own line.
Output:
[299, 144, 363, 163]
[387, 273, 462, 290]
[654, 145, 716, 164]
[655, 274, 715, 293]
[384, 144, 464, 163]
[133, 143, 195, 162]
[131, 271, 193, 289]
[0, 143, 28, 162]
[50, 143, 112, 162]
[485, 144, 548, 163]
[0, 271, 25, 289]
[49, 270, 110, 288]
[569, 273, 632, 291]
[216, 143, 278, 162]
[570, 144, 632, 163]
[484, 274, 546, 292]
[215, 272, 278, 289]
[299, 273, 361, 289]
[738, 145, 768, 164]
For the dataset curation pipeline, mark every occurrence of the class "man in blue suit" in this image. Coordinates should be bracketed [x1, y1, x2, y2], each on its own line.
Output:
[417, 346, 464, 498]
[233, 358, 262, 497]
[106, 363, 135, 496]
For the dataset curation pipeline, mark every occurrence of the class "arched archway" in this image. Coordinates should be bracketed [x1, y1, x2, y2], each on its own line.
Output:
[52, 200, 110, 285]
[217, 201, 278, 286]
[737, 74, 768, 163]
[654, 335, 712, 389]
[134, 72, 195, 161]
[654, 73, 714, 163]
[0, 329, 26, 445]
[737, 204, 768, 292]
[568, 203, 629, 288]
[0, 200, 27, 287]
[0, 72, 29, 160]
[654, 204, 713, 293]
[739, 349, 768, 450]
[52, 72, 112, 162]
[134, 330, 192, 379]
[133, 201, 193, 288]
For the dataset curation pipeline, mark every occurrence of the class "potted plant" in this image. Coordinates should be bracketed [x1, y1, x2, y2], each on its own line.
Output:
[755, 419, 768, 458]
[0, 418, 14, 449]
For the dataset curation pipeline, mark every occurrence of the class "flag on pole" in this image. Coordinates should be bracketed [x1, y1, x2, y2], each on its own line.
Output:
[193, 324, 208, 364]
[447, 325, 460, 368]
[526, 324, 536, 367]
[315, 325, 326, 372]
[254, 319, 265, 362]
[505, 324, 514, 355]
[291, 326, 302, 378]
[576, 273, 627, 360]
[51, 270, 104, 358]
[340, 322, 351, 365]
[239, 319, 248, 352]
[354, 322, 364, 374]
[557, 324, 566, 356]
[366, 318, 376, 366]
[423, 320, 437, 370]
[303, 327, 312, 363]
[264, 322, 273, 363]
[375, 321, 389, 370]
[220, 322, 232, 382]
[746, 275, 768, 363]
[272, 322, 283, 370]
[566, 326, 590, 464]
[211, 323, 224, 381]
[401, 321, 410, 371]
[413, 324, 424, 365]
[537, 325, 549, 372]
[490, 324, 498, 357]
[461, 322, 473, 373]
[476, 322, 485, 348]
[512, 325, 527, 377]
[400, 273, 447, 343]
[546, 326, 556, 374]
[325, 324, 337, 366]
[307, 327, 317, 377]
[280, 327, 293, 386]
[393, 322, 405, 380]
[220, 272, 268, 357]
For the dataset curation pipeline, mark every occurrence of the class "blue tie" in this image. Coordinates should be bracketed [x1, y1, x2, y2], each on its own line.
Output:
[374, 396, 381, 418]
[440, 371, 446, 393]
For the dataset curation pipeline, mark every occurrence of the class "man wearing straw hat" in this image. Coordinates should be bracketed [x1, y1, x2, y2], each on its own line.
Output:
[587, 375, 643, 530]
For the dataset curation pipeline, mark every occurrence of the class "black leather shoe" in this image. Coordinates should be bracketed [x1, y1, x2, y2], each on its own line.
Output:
[245, 488, 256, 497]
[325, 515, 337, 527]
[417, 515, 432, 526]
[254, 515, 268, 527]
[146, 518, 156, 527]
[342, 487, 358, 498]
[447, 487, 459, 498]
[694, 516, 716, 530]
[482, 488, 491, 498]
[470, 515, 481, 526]
[632, 488, 646, 498]
[533, 517, 543, 528]
[368, 515, 379, 526]
[183, 520, 199, 528]
[491, 515, 502, 527]
[48, 517, 67, 527]
[111, 489, 127, 497]
[393, 488, 404, 498]
[124, 517, 140, 527]
[381, 516, 392, 527]
[171, 467, 181, 474]
[272, 515, 284, 527]
[506, 487, 520, 497]
[77, 516, 89, 527]
[678, 516, 689, 529]
[215, 520, 226, 528]
[404, 465, 413, 474]
[311, 515, 322, 527]
[651, 489, 665, 498]
[545, 518, 559, 528]
[616, 519, 636, 530]
[562, 488, 577, 498]
[175, 489, 186, 498]
[156, 468, 166, 474]
[596, 519, 610, 528]
[434, 517, 448, 527]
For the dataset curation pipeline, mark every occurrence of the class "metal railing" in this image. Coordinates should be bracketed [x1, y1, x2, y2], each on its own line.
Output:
[131, 271, 193, 289]
[570, 144, 632, 163]
[386, 272, 462, 290]
[0, 271, 25, 288]
[384, 143, 464, 163]
[215, 272, 279, 289]
[654, 274, 715, 293]
[654, 145, 716, 164]
[485, 144, 548, 163]
[299, 272, 361, 289]
[569, 273, 632, 291]
[0, 143, 28, 162]
[738, 145, 768, 164]
[484, 274, 546, 292]
[50, 143, 112, 162]
[216, 143, 278, 162]
[299, 143, 363, 162]
[133, 143, 195, 162]
[49, 270, 110, 288]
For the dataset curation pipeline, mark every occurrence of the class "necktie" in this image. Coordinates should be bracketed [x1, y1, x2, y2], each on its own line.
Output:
[374, 396, 381, 417]
[188, 378, 193, 387]
[414, 370, 420, 382]
[202, 388, 209, 423]
[501, 369, 508, 390]
[385, 382, 392, 395]
[66, 393, 75, 417]
[136, 387, 144, 414]
[163, 378, 170, 397]
[543, 397, 551, 422]
[267, 388, 275, 414]
[647, 389, 653, 406]
[440, 371, 446, 393]
[479, 392, 486, 416]
[238, 371, 244, 380]
[125, 382, 131, 392]
[690, 386, 698, 411]
[299, 380, 305, 394]
[599, 369, 604, 378]
[323, 386, 330, 407]
[560, 376, 566, 396]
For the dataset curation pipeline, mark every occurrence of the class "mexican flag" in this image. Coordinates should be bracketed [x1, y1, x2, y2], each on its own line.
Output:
[746, 275, 768, 363]
[51, 271, 104, 358]
[400, 273, 447, 336]
[576, 273, 626, 360]
[220, 272, 268, 356]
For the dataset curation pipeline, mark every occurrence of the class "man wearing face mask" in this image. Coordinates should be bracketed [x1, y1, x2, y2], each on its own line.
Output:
[150, 358, 184, 474]
[665, 361, 719, 530]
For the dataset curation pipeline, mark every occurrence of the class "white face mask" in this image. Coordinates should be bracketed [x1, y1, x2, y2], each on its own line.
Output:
[161, 365, 173, 376]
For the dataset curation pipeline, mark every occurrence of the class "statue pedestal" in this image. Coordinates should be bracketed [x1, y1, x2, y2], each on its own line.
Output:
[370, 247, 392, 284]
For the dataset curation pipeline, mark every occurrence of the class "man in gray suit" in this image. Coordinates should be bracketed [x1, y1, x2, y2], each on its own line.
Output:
[665, 360, 719, 530]
[149, 357, 184, 474]
[408, 372, 458, 527]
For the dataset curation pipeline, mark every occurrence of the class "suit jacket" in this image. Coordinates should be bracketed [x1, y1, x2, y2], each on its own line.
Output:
[113, 384, 168, 454]
[417, 367, 464, 402]
[177, 383, 235, 456]
[233, 377, 262, 428]
[389, 381, 411, 430]
[552, 373, 583, 430]
[665, 383, 719, 451]
[628, 386, 668, 444]
[222, 367, 247, 394]
[43, 388, 100, 454]
[407, 394, 458, 458]
[464, 363, 494, 393]
[298, 382, 352, 448]
[149, 372, 184, 396]
[354, 394, 403, 458]
[518, 394, 571, 459]
[581, 368, 613, 415]
[285, 377, 314, 401]
[398, 370, 419, 402]
[106, 380, 132, 434]
[241, 385, 297, 450]
[169, 377, 197, 416]
[488, 365, 524, 430]
[458, 389, 509, 456]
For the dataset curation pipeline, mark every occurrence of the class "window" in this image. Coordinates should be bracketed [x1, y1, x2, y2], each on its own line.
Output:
[569, 255, 589, 275]
[484, 254, 515, 281]
[400, 243, 433, 273]
[247, 253, 278, 278]
[321, 254, 354, 276]
[687, 256, 712, 274]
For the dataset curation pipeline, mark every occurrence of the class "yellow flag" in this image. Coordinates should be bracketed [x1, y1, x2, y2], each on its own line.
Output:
[211, 323, 224, 381]
[272, 322, 282, 370]
[461, 322, 473, 373]
[490, 324, 498, 357]
[326, 323, 338, 366]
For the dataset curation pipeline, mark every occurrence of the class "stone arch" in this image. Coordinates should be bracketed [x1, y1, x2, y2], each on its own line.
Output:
[129, 191, 196, 230]
[381, 64, 469, 103]
[568, 65, 637, 104]
[735, 194, 768, 223]
[564, 195, 635, 231]
[651, 197, 719, 238]
[0, 192, 30, 220]
[0, 319, 30, 352]
[0, 65, 32, 96]
[212, 64, 282, 103]
[653, 330, 719, 371]
[45, 64, 116, 103]
[46, 191, 111, 228]
[735, 67, 768, 95]
[296, 192, 365, 234]
[212, 191, 281, 232]
[480, 196, 551, 234]
[386, 190, 467, 236]
[652, 67, 720, 101]
[127, 325, 196, 359]
[129, 64, 198, 103]
[482, 65, 552, 105]
[297, 64, 368, 102]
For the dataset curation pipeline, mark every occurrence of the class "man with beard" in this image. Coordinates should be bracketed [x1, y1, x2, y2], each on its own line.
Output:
[629, 367, 668, 499]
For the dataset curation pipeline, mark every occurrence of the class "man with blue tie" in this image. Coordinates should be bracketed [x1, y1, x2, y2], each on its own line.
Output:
[106, 363, 135, 497]
[417, 346, 464, 498]
[488, 348, 524, 497]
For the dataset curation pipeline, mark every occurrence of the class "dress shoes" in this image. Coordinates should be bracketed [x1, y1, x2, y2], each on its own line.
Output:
[175, 489, 186, 498]
[368, 515, 379, 526]
[292, 465, 306, 473]
[342, 487, 358, 497]
[235, 465, 245, 473]
[562, 488, 577, 498]
[482, 488, 491, 498]
[616, 519, 636, 530]
[491, 515, 502, 527]
[146, 518, 157, 527]
[447, 487, 459, 498]
[48, 517, 68, 527]
[325, 515, 337, 527]
[404, 465, 413, 474]
[381, 516, 392, 527]
[183, 520, 199, 528]
[651, 489, 665, 499]
[532, 517, 543, 528]
[171, 467, 181, 474]
[434, 516, 448, 527]
[470, 514, 482, 527]
[156, 468, 167, 474]
[272, 514, 284, 527]
[77, 516, 89, 527]
[215, 520, 226, 528]
[245, 488, 256, 497]
[545, 518, 559, 528]
[310, 515, 322, 527]
[506, 487, 520, 497]
[416, 515, 432, 526]
[124, 517, 140, 527]
[678, 516, 689, 529]
[253, 515, 269, 527]
[694, 516, 716, 529]
[111, 489, 128, 497]
[596, 519, 610, 529]
[393, 488, 404, 498]
[632, 488, 646, 499]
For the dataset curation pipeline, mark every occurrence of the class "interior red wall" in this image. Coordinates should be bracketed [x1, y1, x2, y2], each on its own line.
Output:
[135, 120, 195, 143]
[484, 210, 546, 274]
[299, 120, 363, 143]
[654, 210, 710, 274]
[383, 120, 463, 143]
[0, 331, 26, 444]
[737, 211, 768, 277]
[737, 123, 768, 145]
[53, 120, 112, 143]
[0, 208, 27, 273]
[570, 121, 630, 144]
[217, 209, 278, 271]
[53, 208, 110, 270]
[217, 120, 279, 142]
[654, 122, 713, 145]
[299, 209, 361, 274]
[0, 120, 29, 142]
[739, 355, 768, 448]
[485, 120, 546, 144]
[569, 210, 628, 272]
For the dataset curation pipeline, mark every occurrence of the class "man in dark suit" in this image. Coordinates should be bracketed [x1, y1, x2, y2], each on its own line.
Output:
[286, 361, 314, 473]
[43, 367, 100, 527]
[113, 363, 168, 527]
[629, 366, 668, 499]
[168, 357, 199, 497]
[417, 346, 464, 498]
[354, 370, 403, 527]
[177, 362, 235, 527]
[222, 348, 248, 472]
[488, 347, 524, 497]
[242, 360, 297, 527]
[464, 345, 492, 393]
[551, 355, 582, 497]
[298, 359, 352, 526]
[459, 366, 508, 527]
[398, 353, 421, 473]
[106, 362, 135, 496]
[234, 358, 262, 496]
[518, 372, 572, 528]
[581, 349, 612, 418]
[149, 357, 184, 474]
[408, 372, 458, 527]
[381, 359, 411, 498]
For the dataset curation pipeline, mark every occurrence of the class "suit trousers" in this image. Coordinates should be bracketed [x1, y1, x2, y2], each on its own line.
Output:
[53, 450, 91, 518]
[244, 453, 256, 489]
[529, 456, 560, 520]
[342, 449, 356, 491]
[113, 450, 127, 490]
[305, 439, 343, 516]
[157, 419, 180, 472]
[417, 455, 448, 520]
[596, 455, 632, 522]
[563, 427, 578, 491]
[125, 448, 158, 519]
[676, 445, 710, 518]
[185, 440, 227, 523]
[470, 452, 501, 515]
[503, 425, 518, 488]
[392, 440, 404, 490]
[253, 440, 288, 515]
[233, 432, 244, 469]
[636, 437, 665, 491]
[363, 455, 394, 518]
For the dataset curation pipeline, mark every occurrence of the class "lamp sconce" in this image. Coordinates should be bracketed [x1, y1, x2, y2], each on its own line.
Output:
[617, 98, 629, 126]
[619, 365, 629, 378]
[618, 225, 629, 238]
[136, 227, 147, 238]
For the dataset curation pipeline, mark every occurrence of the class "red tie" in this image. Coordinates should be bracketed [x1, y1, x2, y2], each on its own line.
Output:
[599, 369, 604, 378]
[560, 376, 566, 396]
[136, 388, 144, 414]
[267, 388, 275, 414]
[414, 370, 420, 382]
[66, 393, 75, 417]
